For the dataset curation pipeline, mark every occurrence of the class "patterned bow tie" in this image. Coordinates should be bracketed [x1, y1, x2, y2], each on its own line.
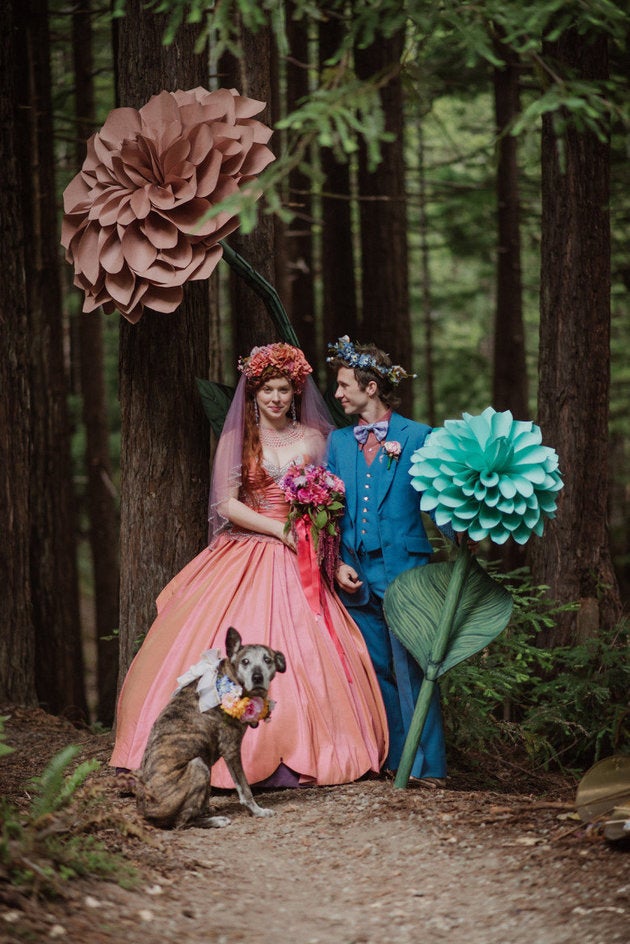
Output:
[353, 420, 389, 446]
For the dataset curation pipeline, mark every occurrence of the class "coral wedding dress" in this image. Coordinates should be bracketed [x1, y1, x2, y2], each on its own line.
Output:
[110, 459, 388, 788]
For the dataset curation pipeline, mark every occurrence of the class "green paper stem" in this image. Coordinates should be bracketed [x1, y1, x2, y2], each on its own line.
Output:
[394, 542, 473, 789]
[219, 240, 300, 347]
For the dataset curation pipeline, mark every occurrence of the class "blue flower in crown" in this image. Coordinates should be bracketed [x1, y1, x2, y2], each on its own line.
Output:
[326, 335, 415, 385]
[409, 407, 563, 545]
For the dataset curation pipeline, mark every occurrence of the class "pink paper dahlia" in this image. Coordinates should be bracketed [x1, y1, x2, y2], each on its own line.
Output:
[61, 87, 274, 322]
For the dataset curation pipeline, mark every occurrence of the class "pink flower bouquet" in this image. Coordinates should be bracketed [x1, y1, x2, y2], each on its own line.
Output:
[279, 463, 346, 584]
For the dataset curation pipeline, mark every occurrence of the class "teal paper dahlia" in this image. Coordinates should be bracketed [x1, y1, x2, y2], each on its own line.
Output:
[409, 407, 563, 545]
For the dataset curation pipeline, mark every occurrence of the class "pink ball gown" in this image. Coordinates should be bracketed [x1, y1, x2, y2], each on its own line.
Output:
[110, 459, 388, 787]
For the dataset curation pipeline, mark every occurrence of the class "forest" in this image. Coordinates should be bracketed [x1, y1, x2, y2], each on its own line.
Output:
[1, 0, 629, 773]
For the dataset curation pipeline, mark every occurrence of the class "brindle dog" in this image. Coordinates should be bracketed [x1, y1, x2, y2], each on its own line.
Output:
[136, 627, 286, 829]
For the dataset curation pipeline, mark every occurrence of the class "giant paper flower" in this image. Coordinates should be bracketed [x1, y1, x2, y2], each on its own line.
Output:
[409, 407, 563, 545]
[61, 87, 274, 323]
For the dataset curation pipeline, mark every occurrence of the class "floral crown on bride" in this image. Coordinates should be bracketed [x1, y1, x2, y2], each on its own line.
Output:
[238, 342, 312, 393]
[326, 335, 415, 385]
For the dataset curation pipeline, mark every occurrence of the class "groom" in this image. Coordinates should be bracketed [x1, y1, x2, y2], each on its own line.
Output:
[326, 336, 449, 784]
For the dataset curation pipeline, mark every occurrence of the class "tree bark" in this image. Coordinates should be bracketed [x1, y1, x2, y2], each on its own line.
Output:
[491, 33, 528, 574]
[115, 3, 211, 679]
[492, 35, 528, 420]
[530, 28, 622, 645]
[15, 0, 87, 719]
[282, 13, 316, 367]
[417, 123, 436, 427]
[355, 31, 413, 416]
[319, 14, 358, 357]
[72, 0, 120, 725]
[0, 0, 36, 705]
[219, 28, 277, 356]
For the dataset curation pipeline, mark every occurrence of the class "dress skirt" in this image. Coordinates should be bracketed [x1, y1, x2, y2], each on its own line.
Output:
[110, 495, 388, 788]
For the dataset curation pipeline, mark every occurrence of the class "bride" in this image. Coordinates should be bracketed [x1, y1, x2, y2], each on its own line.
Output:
[110, 342, 387, 788]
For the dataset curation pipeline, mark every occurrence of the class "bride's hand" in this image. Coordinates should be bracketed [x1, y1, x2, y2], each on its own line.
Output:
[276, 521, 296, 552]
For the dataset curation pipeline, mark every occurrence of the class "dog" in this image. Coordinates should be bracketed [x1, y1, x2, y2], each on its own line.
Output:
[136, 626, 286, 829]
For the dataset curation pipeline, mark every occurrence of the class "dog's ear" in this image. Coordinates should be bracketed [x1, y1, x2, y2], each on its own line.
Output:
[225, 626, 242, 658]
[274, 650, 287, 674]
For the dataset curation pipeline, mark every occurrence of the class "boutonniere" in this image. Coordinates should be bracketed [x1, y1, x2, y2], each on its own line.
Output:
[382, 440, 402, 469]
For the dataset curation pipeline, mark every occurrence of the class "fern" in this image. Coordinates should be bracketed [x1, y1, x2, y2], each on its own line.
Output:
[28, 745, 100, 821]
[2, 744, 138, 898]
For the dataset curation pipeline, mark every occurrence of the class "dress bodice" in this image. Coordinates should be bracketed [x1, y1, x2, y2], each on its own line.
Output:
[240, 455, 308, 522]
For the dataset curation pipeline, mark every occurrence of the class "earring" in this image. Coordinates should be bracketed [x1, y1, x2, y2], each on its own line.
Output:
[290, 399, 297, 425]
[254, 400, 260, 425]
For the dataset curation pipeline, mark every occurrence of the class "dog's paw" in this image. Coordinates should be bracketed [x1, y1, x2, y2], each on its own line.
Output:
[250, 805, 275, 818]
[197, 815, 231, 829]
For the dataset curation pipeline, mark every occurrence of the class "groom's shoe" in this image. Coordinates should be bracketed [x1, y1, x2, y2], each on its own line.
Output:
[408, 776, 446, 789]
[380, 769, 446, 788]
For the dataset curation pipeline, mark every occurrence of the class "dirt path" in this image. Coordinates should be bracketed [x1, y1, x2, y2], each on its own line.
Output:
[1, 708, 628, 944]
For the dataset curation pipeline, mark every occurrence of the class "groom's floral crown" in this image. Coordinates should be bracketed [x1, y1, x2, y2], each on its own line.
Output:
[326, 335, 415, 385]
[238, 342, 312, 393]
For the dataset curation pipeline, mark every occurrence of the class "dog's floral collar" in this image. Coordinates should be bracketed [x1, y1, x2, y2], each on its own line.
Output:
[174, 650, 275, 722]
[216, 675, 274, 723]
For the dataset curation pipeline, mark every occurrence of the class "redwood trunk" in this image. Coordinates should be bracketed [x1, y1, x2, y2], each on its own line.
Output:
[72, 0, 120, 724]
[220, 29, 277, 355]
[492, 34, 528, 574]
[492, 36, 528, 420]
[530, 29, 622, 644]
[355, 32, 413, 416]
[116, 4, 211, 678]
[319, 15, 358, 352]
[16, 0, 87, 719]
[0, 0, 36, 705]
[283, 14, 316, 367]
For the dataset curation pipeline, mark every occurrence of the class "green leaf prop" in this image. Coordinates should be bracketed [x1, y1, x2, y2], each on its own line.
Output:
[383, 543, 513, 788]
[384, 552, 513, 678]
[196, 378, 235, 436]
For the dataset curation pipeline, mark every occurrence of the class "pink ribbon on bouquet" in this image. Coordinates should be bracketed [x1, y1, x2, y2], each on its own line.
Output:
[294, 517, 352, 683]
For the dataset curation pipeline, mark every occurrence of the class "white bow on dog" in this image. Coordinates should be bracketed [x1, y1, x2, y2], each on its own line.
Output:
[174, 649, 223, 712]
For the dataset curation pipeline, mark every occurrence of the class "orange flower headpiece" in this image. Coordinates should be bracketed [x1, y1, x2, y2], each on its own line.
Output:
[238, 343, 312, 393]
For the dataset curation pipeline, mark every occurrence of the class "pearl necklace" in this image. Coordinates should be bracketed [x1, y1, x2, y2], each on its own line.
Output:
[259, 423, 303, 448]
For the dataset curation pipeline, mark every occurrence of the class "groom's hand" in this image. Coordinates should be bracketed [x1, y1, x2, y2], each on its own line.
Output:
[336, 563, 363, 594]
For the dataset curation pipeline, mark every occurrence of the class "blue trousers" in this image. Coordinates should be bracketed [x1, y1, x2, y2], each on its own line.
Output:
[351, 551, 446, 779]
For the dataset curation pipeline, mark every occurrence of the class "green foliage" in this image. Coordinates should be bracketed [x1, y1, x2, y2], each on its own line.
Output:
[276, 74, 394, 170]
[0, 741, 137, 898]
[28, 746, 99, 822]
[441, 569, 630, 773]
[0, 716, 15, 758]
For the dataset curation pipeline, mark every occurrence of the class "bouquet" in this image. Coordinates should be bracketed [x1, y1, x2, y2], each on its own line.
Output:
[279, 463, 346, 584]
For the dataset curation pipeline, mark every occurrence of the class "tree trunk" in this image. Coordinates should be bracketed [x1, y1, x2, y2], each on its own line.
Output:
[15, 0, 87, 719]
[491, 33, 528, 574]
[492, 35, 528, 420]
[418, 123, 436, 427]
[319, 14, 358, 356]
[282, 14, 316, 366]
[0, 0, 36, 705]
[115, 3, 211, 679]
[530, 28, 622, 645]
[219, 28, 277, 356]
[72, 0, 120, 725]
[355, 31, 413, 416]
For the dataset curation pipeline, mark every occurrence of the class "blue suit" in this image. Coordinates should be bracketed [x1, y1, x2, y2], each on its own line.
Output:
[327, 412, 447, 778]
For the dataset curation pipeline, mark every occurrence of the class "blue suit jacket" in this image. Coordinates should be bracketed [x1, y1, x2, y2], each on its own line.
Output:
[327, 412, 435, 607]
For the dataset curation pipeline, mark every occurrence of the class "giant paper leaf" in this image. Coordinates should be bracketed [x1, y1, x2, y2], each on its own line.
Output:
[384, 554, 513, 680]
[196, 378, 235, 436]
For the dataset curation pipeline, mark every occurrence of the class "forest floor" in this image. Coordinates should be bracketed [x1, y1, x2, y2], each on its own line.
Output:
[1, 705, 628, 944]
